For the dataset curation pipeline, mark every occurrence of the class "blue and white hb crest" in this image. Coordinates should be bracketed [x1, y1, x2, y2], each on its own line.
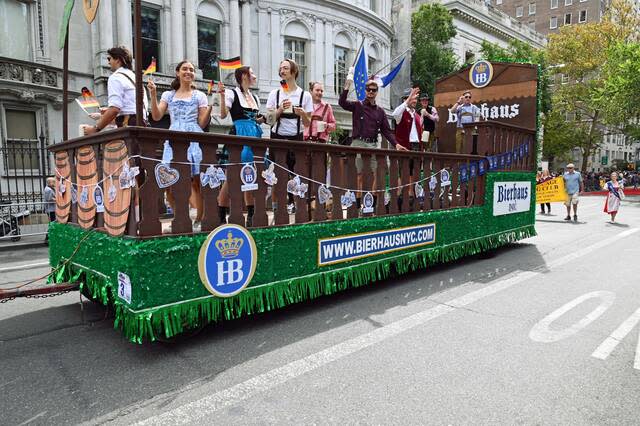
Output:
[198, 224, 257, 297]
[469, 60, 494, 88]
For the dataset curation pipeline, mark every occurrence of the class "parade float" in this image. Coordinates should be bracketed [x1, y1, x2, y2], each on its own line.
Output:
[42, 2, 539, 343]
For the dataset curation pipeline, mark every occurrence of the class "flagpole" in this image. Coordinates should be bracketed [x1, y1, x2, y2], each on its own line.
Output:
[352, 38, 366, 69]
[134, 0, 144, 126]
[370, 46, 412, 77]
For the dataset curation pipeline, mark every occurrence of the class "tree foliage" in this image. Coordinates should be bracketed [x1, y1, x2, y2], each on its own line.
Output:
[411, 4, 458, 97]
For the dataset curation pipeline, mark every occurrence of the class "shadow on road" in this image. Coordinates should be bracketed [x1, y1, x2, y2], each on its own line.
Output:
[0, 241, 546, 425]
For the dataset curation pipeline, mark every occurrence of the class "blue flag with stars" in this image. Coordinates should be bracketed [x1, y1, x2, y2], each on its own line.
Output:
[353, 46, 368, 101]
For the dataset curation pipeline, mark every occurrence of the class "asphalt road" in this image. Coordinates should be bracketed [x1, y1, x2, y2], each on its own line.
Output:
[1, 195, 639, 425]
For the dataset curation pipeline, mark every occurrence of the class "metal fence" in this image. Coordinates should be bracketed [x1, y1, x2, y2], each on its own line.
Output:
[0, 138, 53, 242]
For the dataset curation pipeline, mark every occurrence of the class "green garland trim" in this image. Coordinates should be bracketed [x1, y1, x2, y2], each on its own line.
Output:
[52, 224, 535, 343]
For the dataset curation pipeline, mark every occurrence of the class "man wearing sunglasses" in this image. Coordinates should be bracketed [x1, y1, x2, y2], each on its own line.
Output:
[339, 69, 407, 195]
[450, 90, 480, 153]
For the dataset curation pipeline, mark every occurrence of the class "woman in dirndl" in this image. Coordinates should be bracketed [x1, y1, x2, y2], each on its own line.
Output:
[603, 171, 624, 223]
[218, 66, 265, 226]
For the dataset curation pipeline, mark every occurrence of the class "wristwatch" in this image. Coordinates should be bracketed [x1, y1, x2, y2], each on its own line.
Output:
[94, 124, 102, 132]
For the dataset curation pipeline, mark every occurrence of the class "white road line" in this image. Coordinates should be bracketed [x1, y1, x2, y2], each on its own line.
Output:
[591, 306, 640, 370]
[135, 227, 640, 426]
[0, 261, 49, 273]
[529, 291, 616, 343]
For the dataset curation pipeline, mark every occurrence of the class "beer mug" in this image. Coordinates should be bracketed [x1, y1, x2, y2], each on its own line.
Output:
[421, 130, 430, 142]
[317, 121, 326, 133]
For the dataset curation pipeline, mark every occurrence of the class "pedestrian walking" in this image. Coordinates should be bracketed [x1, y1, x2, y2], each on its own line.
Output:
[603, 171, 624, 223]
[44, 177, 56, 244]
[538, 169, 552, 214]
[562, 163, 583, 222]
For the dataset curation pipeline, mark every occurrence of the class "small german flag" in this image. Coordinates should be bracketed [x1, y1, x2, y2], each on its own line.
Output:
[218, 56, 242, 70]
[280, 79, 289, 92]
[77, 87, 100, 109]
[143, 57, 157, 75]
[207, 80, 215, 95]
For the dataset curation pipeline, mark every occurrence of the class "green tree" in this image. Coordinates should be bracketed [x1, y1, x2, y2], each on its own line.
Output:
[411, 4, 458, 97]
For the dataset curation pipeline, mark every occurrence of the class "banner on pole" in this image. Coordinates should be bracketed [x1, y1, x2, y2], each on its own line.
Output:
[536, 177, 567, 204]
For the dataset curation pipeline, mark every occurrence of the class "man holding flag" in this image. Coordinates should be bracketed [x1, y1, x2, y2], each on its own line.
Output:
[339, 45, 406, 196]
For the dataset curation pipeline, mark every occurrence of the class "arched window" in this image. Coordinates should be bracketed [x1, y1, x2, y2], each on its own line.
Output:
[284, 21, 310, 88]
[368, 44, 380, 78]
[198, 1, 224, 80]
[334, 32, 352, 92]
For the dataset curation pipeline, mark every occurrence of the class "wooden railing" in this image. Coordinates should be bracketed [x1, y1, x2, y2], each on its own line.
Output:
[48, 121, 535, 238]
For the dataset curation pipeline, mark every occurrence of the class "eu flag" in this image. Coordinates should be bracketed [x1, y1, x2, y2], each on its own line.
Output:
[353, 46, 368, 101]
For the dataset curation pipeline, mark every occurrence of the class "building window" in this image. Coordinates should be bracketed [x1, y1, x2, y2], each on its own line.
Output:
[4, 109, 39, 171]
[550, 16, 558, 28]
[565, 0, 572, 5]
[565, 13, 572, 24]
[496, 0, 503, 4]
[579, 10, 587, 22]
[516, 6, 524, 17]
[284, 38, 307, 88]
[561, 73, 569, 84]
[529, 3, 536, 14]
[334, 47, 348, 92]
[0, 0, 31, 61]
[135, 6, 161, 73]
[197, 18, 221, 81]
[550, 0, 558, 9]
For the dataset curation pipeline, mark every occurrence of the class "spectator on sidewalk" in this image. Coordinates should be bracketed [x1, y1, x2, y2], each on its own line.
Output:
[44, 177, 56, 244]
[563, 163, 583, 222]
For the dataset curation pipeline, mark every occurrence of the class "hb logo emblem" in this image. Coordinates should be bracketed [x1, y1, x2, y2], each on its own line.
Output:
[469, 60, 493, 89]
[199, 224, 257, 297]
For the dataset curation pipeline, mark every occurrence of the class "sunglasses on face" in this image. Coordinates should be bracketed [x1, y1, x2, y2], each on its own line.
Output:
[464, 95, 471, 99]
[366, 87, 378, 93]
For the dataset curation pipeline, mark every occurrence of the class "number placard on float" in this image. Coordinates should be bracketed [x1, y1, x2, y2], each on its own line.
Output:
[493, 181, 531, 216]
[318, 224, 436, 266]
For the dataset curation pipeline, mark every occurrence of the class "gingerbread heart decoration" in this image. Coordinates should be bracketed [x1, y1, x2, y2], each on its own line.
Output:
[155, 163, 180, 188]
[83, 0, 100, 24]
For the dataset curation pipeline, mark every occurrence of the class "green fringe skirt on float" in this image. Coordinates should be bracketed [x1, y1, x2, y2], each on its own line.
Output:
[49, 172, 536, 343]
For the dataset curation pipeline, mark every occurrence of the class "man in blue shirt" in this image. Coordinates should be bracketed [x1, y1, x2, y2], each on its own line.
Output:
[563, 163, 583, 221]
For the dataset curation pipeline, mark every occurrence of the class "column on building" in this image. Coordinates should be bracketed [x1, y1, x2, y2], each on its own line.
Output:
[185, 0, 198, 67]
[270, 9, 282, 84]
[170, 0, 184, 66]
[313, 18, 324, 85]
[258, 8, 270, 87]
[116, 0, 132, 49]
[324, 20, 333, 94]
[241, 0, 251, 66]
[98, 0, 114, 54]
[229, 0, 241, 57]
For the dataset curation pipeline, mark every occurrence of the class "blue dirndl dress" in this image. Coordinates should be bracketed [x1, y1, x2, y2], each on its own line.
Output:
[227, 88, 262, 163]
[161, 90, 205, 176]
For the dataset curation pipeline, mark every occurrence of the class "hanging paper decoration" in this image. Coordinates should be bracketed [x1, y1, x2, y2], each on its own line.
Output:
[200, 165, 226, 189]
[498, 154, 506, 169]
[341, 191, 356, 208]
[428, 176, 437, 192]
[82, 0, 100, 24]
[505, 152, 512, 166]
[362, 192, 375, 214]
[524, 142, 530, 155]
[240, 163, 259, 192]
[478, 159, 487, 176]
[470, 162, 478, 179]
[459, 164, 468, 183]
[318, 185, 333, 205]
[79, 186, 89, 206]
[119, 163, 140, 189]
[286, 176, 308, 198]
[59, 176, 66, 195]
[519, 144, 525, 158]
[94, 185, 105, 213]
[154, 163, 179, 189]
[512, 148, 518, 162]
[261, 163, 278, 186]
[440, 169, 451, 187]
[384, 190, 391, 206]
[71, 186, 78, 204]
[414, 182, 425, 201]
[108, 175, 117, 203]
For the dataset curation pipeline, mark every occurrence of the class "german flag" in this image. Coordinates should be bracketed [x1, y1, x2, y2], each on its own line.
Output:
[218, 56, 242, 70]
[207, 80, 215, 95]
[77, 87, 100, 109]
[143, 57, 156, 75]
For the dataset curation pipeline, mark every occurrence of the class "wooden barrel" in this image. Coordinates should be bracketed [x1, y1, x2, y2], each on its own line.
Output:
[76, 146, 98, 229]
[103, 140, 131, 236]
[54, 151, 72, 224]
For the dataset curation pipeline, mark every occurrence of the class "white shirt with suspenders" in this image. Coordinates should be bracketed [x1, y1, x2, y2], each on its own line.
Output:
[266, 86, 313, 138]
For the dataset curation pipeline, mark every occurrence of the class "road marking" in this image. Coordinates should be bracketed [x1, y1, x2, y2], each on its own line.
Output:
[529, 291, 616, 343]
[134, 227, 640, 426]
[0, 261, 49, 273]
[591, 306, 640, 370]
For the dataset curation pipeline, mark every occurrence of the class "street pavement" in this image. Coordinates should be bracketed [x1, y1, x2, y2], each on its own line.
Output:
[1, 195, 639, 425]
